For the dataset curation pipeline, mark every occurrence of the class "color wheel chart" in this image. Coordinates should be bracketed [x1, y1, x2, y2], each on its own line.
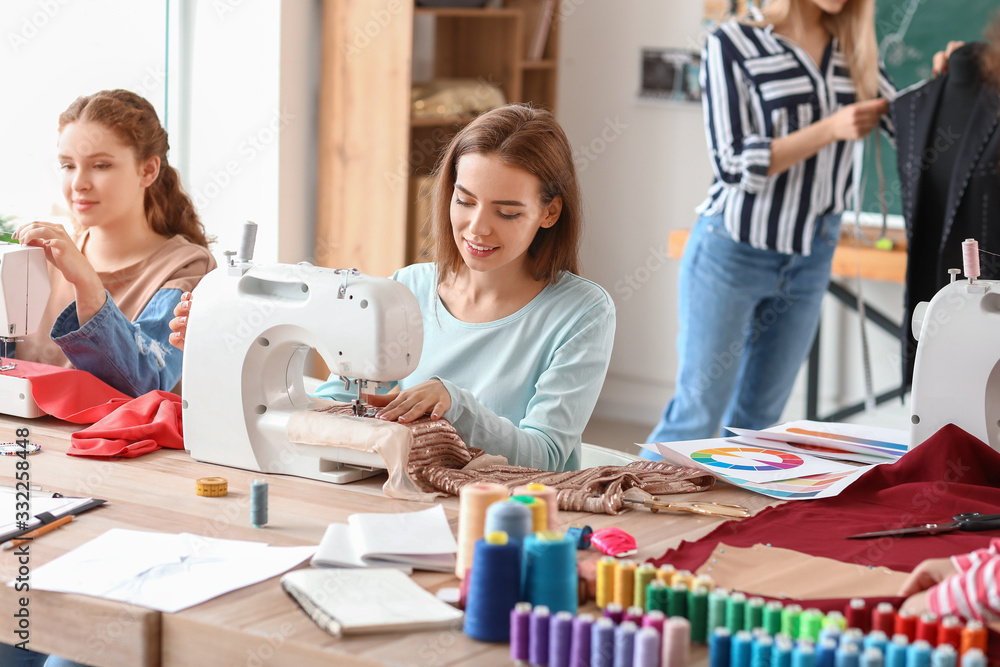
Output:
[690, 447, 804, 473]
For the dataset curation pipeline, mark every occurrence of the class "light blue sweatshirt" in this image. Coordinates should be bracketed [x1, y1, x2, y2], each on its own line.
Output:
[312, 263, 616, 471]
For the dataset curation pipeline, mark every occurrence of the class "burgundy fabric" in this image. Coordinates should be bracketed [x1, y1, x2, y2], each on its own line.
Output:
[3, 357, 131, 423]
[68, 390, 183, 458]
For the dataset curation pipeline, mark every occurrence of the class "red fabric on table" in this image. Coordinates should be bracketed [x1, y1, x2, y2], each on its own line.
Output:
[69, 390, 184, 458]
[2, 357, 131, 423]
[651, 424, 1000, 574]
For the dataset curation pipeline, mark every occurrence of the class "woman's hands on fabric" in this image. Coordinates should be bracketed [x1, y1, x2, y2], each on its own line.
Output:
[15, 221, 106, 322]
[375, 380, 451, 423]
[932, 41, 966, 77]
[898, 556, 956, 615]
[168, 292, 191, 350]
[826, 99, 889, 141]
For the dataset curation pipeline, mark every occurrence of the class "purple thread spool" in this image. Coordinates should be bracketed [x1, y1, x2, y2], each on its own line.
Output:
[614, 621, 638, 667]
[550, 611, 575, 667]
[632, 626, 660, 667]
[570, 613, 595, 667]
[511, 602, 532, 663]
[641, 609, 666, 635]
[530, 605, 551, 667]
[604, 601, 625, 625]
[591, 617, 616, 667]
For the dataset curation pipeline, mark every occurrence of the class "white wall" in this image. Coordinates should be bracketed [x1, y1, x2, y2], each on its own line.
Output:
[557, 0, 909, 432]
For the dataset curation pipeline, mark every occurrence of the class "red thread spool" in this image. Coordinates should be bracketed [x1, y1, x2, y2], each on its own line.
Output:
[871, 602, 896, 636]
[845, 598, 869, 633]
[937, 615, 962, 650]
[894, 609, 917, 642]
[915, 612, 938, 644]
[961, 620, 988, 654]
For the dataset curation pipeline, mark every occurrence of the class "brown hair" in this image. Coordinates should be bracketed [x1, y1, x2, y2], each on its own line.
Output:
[982, 12, 1000, 91]
[59, 89, 210, 247]
[430, 104, 581, 285]
[753, 0, 879, 101]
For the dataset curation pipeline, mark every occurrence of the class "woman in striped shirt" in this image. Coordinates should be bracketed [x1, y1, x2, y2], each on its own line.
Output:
[645, 0, 894, 450]
[900, 540, 1000, 624]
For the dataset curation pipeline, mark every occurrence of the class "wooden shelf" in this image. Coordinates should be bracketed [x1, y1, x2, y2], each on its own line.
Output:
[521, 59, 557, 70]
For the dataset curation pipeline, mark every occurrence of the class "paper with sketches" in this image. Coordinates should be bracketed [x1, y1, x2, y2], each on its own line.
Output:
[24, 529, 315, 613]
[726, 421, 908, 464]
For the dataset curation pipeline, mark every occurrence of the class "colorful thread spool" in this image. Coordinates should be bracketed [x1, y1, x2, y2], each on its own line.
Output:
[250, 479, 268, 527]
[707, 588, 730, 634]
[688, 585, 710, 644]
[566, 525, 593, 549]
[960, 649, 986, 667]
[549, 610, 574, 667]
[645, 578, 669, 614]
[936, 615, 961, 650]
[656, 564, 676, 585]
[513, 483, 559, 530]
[485, 500, 535, 546]
[634, 562, 657, 609]
[614, 620, 638, 667]
[456, 482, 509, 578]
[915, 613, 938, 644]
[463, 531, 521, 642]
[846, 598, 869, 633]
[871, 603, 895, 637]
[633, 626, 660, 667]
[615, 560, 637, 610]
[511, 602, 532, 663]
[662, 617, 691, 667]
[511, 495, 549, 534]
[570, 614, 595, 667]
[604, 601, 625, 624]
[596, 556, 618, 610]
[524, 531, 577, 614]
[709, 627, 732, 667]
[669, 581, 689, 620]
[592, 616, 616, 667]
[529, 605, 550, 667]
[744, 596, 765, 632]
[959, 620, 987, 655]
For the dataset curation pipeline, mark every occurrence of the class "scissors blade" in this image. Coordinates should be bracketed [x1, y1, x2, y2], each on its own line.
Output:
[846, 522, 960, 539]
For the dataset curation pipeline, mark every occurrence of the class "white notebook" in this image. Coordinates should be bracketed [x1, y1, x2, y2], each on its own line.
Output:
[310, 504, 457, 573]
[281, 568, 464, 636]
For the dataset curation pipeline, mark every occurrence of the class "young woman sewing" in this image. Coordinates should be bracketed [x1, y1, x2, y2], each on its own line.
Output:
[171, 104, 616, 472]
[11, 89, 215, 397]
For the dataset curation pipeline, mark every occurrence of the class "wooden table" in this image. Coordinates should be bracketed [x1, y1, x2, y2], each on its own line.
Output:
[0, 415, 778, 667]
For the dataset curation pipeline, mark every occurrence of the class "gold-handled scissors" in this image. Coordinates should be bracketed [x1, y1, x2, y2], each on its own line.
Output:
[623, 497, 750, 518]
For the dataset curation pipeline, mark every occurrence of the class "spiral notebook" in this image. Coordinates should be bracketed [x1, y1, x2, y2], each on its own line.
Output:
[281, 568, 463, 636]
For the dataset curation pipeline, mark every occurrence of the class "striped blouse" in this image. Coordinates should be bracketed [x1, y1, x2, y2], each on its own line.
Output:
[697, 20, 896, 255]
[927, 538, 1000, 623]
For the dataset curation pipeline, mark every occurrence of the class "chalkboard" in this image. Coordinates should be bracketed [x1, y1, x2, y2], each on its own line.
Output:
[861, 0, 1000, 217]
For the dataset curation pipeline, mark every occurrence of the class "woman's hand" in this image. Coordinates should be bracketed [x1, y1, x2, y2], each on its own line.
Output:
[933, 41, 966, 77]
[898, 556, 957, 615]
[15, 221, 105, 322]
[375, 380, 451, 423]
[826, 99, 889, 142]
[168, 292, 191, 350]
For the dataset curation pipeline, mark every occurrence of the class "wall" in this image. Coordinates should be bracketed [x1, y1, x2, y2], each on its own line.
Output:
[557, 0, 909, 432]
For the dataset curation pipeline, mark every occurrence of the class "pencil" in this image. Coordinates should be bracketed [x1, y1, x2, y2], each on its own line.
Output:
[2, 515, 74, 550]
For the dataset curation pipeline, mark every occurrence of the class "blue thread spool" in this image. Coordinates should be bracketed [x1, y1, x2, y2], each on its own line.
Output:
[960, 649, 986, 667]
[816, 636, 838, 667]
[569, 613, 595, 667]
[835, 642, 860, 667]
[791, 640, 816, 667]
[486, 500, 535, 545]
[632, 626, 660, 667]
[730, 629, 753, 667]
[709, 627, 731, 667]
[929, 644, 956, 667]
[529, 605, 550, 667]
[613, 620, 637, 667]
[591, 617, 616, 667]
[566, 525, 593, 549]
[907, 640, 931, 667]
[549, 610, 574, 667]
[884, 634, 908, 667]
[771, 635, 793, 667]
[859, 646, 884, 667]
[750, 633, 772, 667]
[841, 628, 864, 652]
[250, 479, 268, 527]
[524, 532, 577, 614]
[463, 531, 521, 642]
[863, 630, 887, 656]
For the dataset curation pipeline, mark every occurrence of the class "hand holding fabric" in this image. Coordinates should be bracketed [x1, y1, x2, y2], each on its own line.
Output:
[376, 379, 452, 423]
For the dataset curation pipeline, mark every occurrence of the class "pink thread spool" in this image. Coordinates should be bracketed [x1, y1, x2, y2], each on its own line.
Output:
[963, 238, 981, 280]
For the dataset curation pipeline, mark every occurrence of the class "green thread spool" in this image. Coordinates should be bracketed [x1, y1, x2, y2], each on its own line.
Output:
[798, 608, 825, 643]
[634, 562, 657, 610]
[726, 592, 747, 635]
[688, 584, 709, 644]
[744, 596, 765, 632]
[645, 578, 669, 613]
[669, 581, 689, 619]
[780, 603, 802, 639]
[762, 600, 784, 635]
[822, 610, 847, 632]
[707, 588, 729, 634]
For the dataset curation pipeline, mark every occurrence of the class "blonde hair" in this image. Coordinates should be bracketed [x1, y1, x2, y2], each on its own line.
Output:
[752, 0, 879, 101]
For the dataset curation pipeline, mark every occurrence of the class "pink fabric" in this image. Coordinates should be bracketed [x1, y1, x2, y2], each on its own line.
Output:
[69, 390, 183, 458]
[2, 357, 131, 423]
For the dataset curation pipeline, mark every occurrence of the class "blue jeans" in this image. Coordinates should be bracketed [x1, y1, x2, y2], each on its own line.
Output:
[644, 213, 841, 455]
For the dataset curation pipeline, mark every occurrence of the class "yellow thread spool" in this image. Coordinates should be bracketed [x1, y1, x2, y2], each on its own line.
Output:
[656, 564, 676, 585]
[485, 530, 509, 545]
[511, 495, 547, 533]
[195, 477, 228, 497]
[596, 556, 618, 609]
[513, 483, 559, 530]
[614, 559, 637, 609]
[457, 482, 510, 578]
[692, 573, 715, 591]
[634, 562, 657, 610]
[673, 569, 695, 590]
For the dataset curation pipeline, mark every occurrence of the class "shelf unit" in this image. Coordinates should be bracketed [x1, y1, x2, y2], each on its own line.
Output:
[317, 0, 560, 276]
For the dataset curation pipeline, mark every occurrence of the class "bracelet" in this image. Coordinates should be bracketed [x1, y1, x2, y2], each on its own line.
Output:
[0, 443, 41, 455]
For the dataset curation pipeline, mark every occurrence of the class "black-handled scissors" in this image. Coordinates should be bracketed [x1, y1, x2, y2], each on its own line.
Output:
[847, 512, 1000, 539]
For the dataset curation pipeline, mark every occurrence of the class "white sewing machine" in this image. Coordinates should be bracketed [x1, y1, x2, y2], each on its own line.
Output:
[910, 240, 1000, 451]
[0, 243, 51, 418]
[182, 224, 423, 483]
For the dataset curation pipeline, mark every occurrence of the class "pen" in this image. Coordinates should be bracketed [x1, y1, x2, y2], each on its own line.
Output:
[2, 515, 74, 550]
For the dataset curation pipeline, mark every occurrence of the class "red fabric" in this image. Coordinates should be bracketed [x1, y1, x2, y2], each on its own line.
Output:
[69, 390, 184, 458]
[3, 357, 131, 423]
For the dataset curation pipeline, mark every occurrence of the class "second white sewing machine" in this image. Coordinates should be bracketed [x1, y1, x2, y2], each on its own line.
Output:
[0, 241, 51, 418]
[182, 224, 424, 483]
